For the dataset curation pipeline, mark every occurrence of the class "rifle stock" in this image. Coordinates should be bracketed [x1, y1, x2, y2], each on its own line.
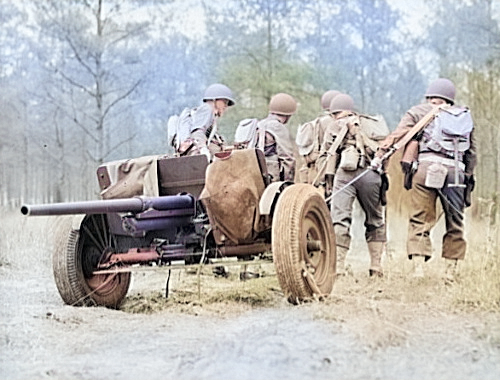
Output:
[383, 104, 447, 162]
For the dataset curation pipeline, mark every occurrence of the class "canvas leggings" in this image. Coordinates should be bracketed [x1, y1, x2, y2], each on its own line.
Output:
[407, 166, 466, 260]
[331, 168, 386, 249]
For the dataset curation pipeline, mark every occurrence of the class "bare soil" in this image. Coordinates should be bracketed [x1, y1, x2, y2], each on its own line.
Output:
[1, 210, 499, 380]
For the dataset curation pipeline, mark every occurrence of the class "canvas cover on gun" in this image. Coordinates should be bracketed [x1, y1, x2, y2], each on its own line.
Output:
[200, 149, 267, 245]
[98, 155, 160, 199]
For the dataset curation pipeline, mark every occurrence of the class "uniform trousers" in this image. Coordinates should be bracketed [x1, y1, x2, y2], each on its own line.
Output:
[331, 168, 386, 249]
[407, 161, 466, 260]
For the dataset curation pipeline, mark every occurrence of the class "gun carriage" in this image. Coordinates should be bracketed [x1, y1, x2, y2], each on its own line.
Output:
[21, 149, 336, 308]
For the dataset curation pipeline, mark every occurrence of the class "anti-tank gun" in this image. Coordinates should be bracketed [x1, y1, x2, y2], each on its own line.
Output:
[21, 149, 336, 308]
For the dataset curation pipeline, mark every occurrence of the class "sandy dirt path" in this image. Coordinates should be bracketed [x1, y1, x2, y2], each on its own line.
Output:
[1, 211, 499, 380]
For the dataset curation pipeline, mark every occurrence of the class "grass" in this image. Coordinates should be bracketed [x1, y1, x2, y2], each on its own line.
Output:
[120, 244, 499, 319]
[2, 206, 498, 316]
[3, 206, 499, 354]
[452, 246, 500, 312]
[122, 266, 282, 315]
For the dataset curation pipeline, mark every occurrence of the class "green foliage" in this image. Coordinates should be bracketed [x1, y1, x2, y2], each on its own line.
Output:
[2, 0, 500, 205]
[205, 0, 335, 140]
[217, 53, 324, 141]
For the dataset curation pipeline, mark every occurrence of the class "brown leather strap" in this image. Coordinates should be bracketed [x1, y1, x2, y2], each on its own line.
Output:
[312, 123, 349, 186]
[394, 105, 447, 151]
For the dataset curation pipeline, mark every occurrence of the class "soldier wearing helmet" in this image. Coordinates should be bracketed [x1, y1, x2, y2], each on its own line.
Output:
[295, 90, 340, 184]
[320, 90, 341, 111]
[254, 93, 297, 182]
[178, 83, 235, 160]
[375, 78, 477, 281]
[316, 94, 387, 278]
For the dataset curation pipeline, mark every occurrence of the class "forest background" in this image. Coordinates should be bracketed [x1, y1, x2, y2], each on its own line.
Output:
[0, 0, 499, 208]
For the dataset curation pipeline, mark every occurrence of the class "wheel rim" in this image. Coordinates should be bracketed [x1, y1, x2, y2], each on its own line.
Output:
[79, 215, 122, 297]
[272, 184, 336, 303]
[302, 205, 332, 291]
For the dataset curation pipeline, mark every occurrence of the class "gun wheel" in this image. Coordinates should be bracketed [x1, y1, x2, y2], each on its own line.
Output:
[272, 184, 336, 304]
[52, 214, 130, 309]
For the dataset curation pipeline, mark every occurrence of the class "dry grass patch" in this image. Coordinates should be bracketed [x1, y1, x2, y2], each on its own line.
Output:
[122, 266, 282, 315]
[312, 249, 500, 350]
[451, 247, 500, 312]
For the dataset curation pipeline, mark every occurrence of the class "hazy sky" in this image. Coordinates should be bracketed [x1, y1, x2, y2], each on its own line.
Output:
[169, 0, 500, 40]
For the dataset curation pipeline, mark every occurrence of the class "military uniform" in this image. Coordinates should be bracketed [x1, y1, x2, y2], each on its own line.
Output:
[175, 83, 234, 161]
[188, 103, 225, 158]
[318, 109, 387, 276]
[295, 113, 335, 184]
[256, 114, 296, 182]
[378, 102, 477, 261]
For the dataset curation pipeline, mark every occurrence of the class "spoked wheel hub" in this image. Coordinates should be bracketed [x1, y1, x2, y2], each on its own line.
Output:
[52, 214, 131, 308]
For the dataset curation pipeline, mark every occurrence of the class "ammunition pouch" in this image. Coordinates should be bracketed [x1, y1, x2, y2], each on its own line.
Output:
[379, 172, 389, 206]
[339, 145, 360, 171]
[464, 174, 475, 208]
[424, 162, 448, 189]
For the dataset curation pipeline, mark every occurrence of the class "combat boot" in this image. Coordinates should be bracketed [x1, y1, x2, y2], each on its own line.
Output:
[444, 258, 458, 284]
[368, 241, 384, 277]
[411, 254, 425, 278]
[336, 246, 348, 277]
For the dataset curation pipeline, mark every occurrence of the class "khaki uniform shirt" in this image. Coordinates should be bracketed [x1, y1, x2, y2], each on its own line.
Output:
[378, 103, 477, 175]
[257, 115, 296, 182]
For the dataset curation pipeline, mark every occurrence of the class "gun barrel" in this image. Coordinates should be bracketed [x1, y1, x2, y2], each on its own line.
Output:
[20, 195, 194, 216]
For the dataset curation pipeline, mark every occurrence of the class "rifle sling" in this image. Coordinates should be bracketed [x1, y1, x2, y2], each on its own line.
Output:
[312, 123, 349, 186]
[393, 105, 447, 151]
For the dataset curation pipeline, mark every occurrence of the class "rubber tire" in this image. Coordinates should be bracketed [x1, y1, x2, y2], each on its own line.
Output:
[52, 214, 130, 309]
[272, 184, 336, 304]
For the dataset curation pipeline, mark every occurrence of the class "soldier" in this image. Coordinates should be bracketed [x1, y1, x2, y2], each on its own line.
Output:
[318, 94, 387, 277]
[173, 83, 235, 161]
[373, 78, 477, 281]
[255, 93, 298, 182]
[295, 90, 340, 184]
[234, 93, 297, 281]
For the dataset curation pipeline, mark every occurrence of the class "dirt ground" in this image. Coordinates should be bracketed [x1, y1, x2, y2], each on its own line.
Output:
[1, 209, 500, 380]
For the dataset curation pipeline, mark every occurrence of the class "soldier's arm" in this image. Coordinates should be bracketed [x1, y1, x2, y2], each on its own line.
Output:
[378, 111, 417, 152]
[266, 132, 293, 181]
[190, 104, 214, 148]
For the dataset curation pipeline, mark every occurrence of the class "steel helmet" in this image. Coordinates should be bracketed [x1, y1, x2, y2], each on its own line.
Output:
[329, 93, 354, 113]
[203, 83, 235, 106]
[320, 90, 341, 110]
[425, 78, 455, 105]
[269, 93, 297, 115]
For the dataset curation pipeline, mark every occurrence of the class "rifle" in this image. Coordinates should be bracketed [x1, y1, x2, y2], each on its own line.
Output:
[323, 106, 447, 203]
[377, 104, 447, 164]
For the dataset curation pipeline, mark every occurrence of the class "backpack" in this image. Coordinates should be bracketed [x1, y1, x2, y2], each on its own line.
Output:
[234, 118, 259, 148]
[359, 114, 390, 141]
[296, 118, 320, 156]
[167, 107, 194, 150]
[421, 107, 473, 157]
